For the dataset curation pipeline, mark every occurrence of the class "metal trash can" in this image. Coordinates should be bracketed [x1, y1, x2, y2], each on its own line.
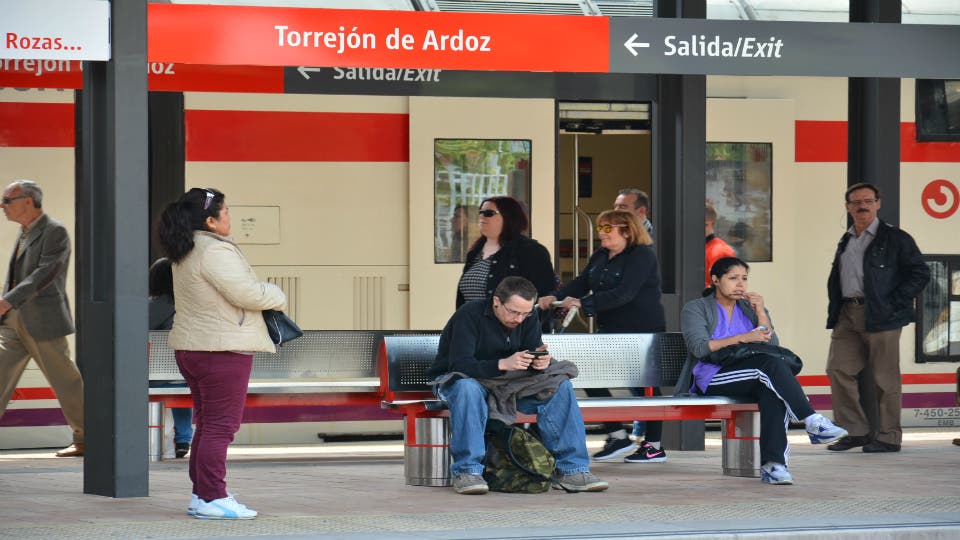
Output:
[148, 401, 164, 462]
[721, 410, 760, 477]
[404, 416, 451, 486]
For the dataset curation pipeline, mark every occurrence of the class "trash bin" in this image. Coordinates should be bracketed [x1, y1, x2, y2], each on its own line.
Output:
[404, 416, 451, 487]
[721, 410, 760, 478]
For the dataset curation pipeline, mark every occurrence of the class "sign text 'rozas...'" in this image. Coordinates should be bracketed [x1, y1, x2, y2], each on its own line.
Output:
[3, 0, 111, 61]
[147, 3, 610, 73]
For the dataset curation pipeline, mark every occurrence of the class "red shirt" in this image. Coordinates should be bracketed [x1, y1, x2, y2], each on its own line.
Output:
[705, 235, 736, 287]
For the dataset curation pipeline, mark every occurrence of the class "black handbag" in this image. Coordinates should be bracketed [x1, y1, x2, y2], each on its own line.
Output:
[706, 342, 803, 375]
[263, 310, 304, 346]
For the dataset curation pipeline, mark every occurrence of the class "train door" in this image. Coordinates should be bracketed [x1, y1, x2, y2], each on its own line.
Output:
[557, 102, 651, 331]
[407, 97, 558, 330]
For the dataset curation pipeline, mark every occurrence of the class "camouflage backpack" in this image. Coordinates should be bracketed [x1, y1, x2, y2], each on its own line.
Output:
[482, 425, 555, 494]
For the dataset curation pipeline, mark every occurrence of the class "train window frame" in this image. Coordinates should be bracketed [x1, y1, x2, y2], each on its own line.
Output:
[915, 79, 960, 142]
[433, 138, 533, 264]
[705, 142, 773, 263]
[915, 255, 960, 363]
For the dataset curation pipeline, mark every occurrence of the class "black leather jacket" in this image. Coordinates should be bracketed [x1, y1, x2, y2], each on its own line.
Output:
[456, 235, 556, 308]
[827, 219, 930, 332]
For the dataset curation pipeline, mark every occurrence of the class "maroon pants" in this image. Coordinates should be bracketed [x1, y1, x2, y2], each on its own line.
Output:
[175, 350, 253, 502]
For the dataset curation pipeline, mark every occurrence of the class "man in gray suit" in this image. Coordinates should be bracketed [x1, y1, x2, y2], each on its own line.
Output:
[0, 180, 84, 457]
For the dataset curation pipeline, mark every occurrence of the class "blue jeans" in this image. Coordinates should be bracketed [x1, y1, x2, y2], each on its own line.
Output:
[172, 407, 194, 444]
[435, 377, 591, 477]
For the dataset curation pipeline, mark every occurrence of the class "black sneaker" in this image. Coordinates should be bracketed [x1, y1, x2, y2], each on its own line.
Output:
[592, 436, 635, 461]
[175, 442, 191, 458]
[623, 441, 667, 463]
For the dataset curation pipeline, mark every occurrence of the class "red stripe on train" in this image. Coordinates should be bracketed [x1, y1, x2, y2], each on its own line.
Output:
[184, 110, 409, 162]
[0, 102, 74, 147]
[798, 373, 957, 386]
[796, 120, 960, 162]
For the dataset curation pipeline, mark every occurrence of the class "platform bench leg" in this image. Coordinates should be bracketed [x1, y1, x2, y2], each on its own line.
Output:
[403, 415, 452, 487]
[721, 410, 760, 478]
[148, 401, 164, 463]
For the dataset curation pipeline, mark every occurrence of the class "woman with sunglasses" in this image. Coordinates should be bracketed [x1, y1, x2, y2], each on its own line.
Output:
[681, 257, 847, 485]
[158, 188, 286, 520]
[538, 210, 667, 463]
[456, 196, 556, 310]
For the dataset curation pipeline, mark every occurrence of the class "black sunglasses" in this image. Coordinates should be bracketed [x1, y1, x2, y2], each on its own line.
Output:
[1, 195, 28, 205]
[478, 209, 501, 218]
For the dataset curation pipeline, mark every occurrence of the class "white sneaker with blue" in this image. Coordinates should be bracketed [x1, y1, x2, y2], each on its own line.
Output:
[805, 413, 848, 445]
[194, 495, 258, 520]
[187, 494, 200, 516]
[760, 462, 793, 485]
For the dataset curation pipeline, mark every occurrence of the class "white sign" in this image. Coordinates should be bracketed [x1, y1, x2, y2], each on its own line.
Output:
[1, 0, 111, 61]
[231, 206, 281, 245]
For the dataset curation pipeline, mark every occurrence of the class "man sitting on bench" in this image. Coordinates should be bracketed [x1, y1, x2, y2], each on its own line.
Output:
[427, 276, 609, 495]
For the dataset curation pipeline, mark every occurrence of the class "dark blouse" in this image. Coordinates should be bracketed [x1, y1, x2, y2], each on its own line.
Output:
[455, 235, 556, 308]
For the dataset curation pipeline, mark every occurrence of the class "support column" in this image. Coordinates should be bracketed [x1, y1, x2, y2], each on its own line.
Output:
[655, 0, 707, 451]
[76, 0, 150, 497]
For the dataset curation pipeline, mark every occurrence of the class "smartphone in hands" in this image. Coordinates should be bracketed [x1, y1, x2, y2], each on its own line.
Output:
[527, 349, 548, 370]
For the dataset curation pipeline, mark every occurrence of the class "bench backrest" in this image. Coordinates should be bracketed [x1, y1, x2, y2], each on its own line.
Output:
[382, 332, 688, 394]
[149, 330, 419, 381]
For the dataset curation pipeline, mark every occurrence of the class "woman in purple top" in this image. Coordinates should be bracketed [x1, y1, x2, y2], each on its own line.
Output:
[680, 257, 847, 485]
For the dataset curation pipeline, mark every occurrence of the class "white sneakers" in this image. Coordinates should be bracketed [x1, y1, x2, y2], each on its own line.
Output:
[193, 495, 257, 520]
[760, 462, 794, 485]
[805, 413, 848, 445]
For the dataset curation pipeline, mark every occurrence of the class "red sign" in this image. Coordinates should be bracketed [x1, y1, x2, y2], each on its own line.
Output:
[147, 4, 609, 72]
[0, 60, 284, 93]
[921, 179, 960, 219]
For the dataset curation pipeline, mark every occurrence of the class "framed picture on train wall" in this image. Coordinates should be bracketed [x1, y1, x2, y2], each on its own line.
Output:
[434, 139, 532, 264]
[706, 142, 773, 262]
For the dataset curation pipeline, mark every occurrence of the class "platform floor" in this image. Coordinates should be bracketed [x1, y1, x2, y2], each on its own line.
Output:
[0, 428, 958, 540]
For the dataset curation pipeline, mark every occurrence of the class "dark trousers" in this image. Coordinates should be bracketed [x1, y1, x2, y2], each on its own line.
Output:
[584, 387, 663, 441]
[176, 350, 253, 502]
[702, 355, 815, 466]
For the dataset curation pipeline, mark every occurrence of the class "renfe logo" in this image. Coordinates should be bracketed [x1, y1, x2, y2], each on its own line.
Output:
[921, 179, 960, 219]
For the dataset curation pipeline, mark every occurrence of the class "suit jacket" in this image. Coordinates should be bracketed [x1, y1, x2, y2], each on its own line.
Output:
[2, 214, 74, 340]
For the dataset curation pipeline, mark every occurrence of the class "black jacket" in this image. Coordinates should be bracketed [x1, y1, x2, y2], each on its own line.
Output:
[555, 244, 665, 333]
[427, 299, 543, 380]
[827, 219, 930, 332]
[456, 235, 556, 308]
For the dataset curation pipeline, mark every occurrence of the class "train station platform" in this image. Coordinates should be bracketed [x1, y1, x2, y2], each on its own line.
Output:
[0, 427, 958, 540]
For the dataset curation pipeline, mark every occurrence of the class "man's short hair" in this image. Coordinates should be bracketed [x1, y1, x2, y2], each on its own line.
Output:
[705, 202, 718, 223]
[13, 180, 43, 208]
[845, 182, 881, 202]
[618, 188, 649, 210]
[494, 276, 538, 304]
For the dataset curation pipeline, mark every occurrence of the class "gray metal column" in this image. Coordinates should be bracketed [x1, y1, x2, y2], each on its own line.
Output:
[655, 0, 707, 451]
[76, 0, 150, 497]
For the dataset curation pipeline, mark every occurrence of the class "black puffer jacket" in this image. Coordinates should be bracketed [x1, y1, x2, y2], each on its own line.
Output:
[827, 220, 930, 332]
[456, 235, 556, 308]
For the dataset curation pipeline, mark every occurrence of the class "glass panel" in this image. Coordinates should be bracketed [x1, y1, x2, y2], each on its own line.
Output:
[434, 139, 532, 263]
[951, 301, 960, 355]
[921, 262, 949, 355]
[705, 142, 773, 262]
[952, 269, 960, 296]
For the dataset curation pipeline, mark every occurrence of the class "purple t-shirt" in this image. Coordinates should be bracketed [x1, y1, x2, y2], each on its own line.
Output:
[691, 302, 755, 393]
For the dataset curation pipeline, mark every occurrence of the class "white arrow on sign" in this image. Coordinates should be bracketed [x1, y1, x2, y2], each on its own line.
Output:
[624, 33, 650, 57]
[297, 66, 324, 80]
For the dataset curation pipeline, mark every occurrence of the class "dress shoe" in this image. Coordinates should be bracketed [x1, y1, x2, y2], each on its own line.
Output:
[953, 438, 960, 447]
[175, 442, 191, 458]
[862, 440, 901, 453]
[826, 435, 870, 451]
[55, 443, 84, 457]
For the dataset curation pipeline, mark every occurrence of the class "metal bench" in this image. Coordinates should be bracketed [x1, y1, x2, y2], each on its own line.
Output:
[380, 333, 761, 486]
[147, 330, 414, 460]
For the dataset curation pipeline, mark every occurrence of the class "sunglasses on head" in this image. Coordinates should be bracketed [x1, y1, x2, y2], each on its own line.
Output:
[478, 209, 501, 218]
[595, 224, 626, 233]
[202, 189, 215, 210]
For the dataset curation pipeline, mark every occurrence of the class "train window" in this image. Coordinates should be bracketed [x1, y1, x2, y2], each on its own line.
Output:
[916, 256, 960, 363]
[916, 79, 960, 142]
[705, 142, 773, 262]
[434, 139, 532, 263]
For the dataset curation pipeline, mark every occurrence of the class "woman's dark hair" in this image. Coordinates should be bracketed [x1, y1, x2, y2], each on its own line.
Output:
[149, 258, 174, 298]
[157, 188, 225, 263]
[471, 196, 528, 251]
[702, 256, 750, 297]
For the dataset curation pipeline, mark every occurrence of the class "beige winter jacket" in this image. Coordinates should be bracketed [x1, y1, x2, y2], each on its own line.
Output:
[168, 231, 286, 353]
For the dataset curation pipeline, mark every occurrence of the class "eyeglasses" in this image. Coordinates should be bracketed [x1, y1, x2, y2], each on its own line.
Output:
[202, 189, 215, 210]
[1, 196, 28, 205]
[497, 303, 534, 319]
[478, 209, 501, 218]
[846, 198, 877, 206]
[595, 224, 627, 233]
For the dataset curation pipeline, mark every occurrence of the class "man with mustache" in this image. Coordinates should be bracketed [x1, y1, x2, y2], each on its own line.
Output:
[825, 183, 929, 453]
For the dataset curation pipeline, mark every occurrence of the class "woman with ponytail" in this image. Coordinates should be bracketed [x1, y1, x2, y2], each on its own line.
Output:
[680, 257, 847, 486]
[157, 188, 286, 520]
